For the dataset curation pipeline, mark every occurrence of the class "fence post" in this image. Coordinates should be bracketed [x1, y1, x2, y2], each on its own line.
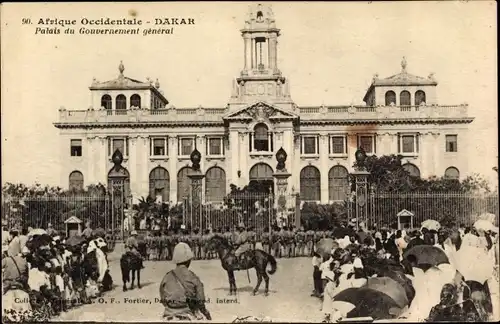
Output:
[295, 193, 301, 228]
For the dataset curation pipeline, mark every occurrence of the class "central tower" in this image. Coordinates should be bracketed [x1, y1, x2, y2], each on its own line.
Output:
[228, 3, 294, 111]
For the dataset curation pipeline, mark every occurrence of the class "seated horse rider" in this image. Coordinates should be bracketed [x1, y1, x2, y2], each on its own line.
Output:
[233, 224, 250, 270]
[2, 245, 30, 293]
[125, 230, 144, 269]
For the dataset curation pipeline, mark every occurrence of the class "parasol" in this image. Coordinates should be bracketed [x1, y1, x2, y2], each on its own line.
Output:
[473, 219, 498, 233]
[65, 235, 86, 247]
[365, 277, 410, 309]
[420, 219, 441, 232]
[477, 212, 496, 224]
[315, 238, 339, 260]
[334, 287, 404, 320]
[28, 228, 47, 237]
[455, 245, 495, 283]
[403, 245, 449, 268]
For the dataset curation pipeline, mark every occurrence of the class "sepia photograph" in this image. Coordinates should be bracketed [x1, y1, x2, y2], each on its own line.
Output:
[1, 1, 498, 322]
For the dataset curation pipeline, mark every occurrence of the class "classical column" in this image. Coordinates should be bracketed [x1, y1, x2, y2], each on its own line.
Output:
[319, 134, 329, 203]
[169, 136, 178, 203]
[243, 35, 250, 72]
[269, 35, 277, 71]
[250, 38, 255, 69]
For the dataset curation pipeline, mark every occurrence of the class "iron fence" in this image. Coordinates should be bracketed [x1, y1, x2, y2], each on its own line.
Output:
[362, 191, 499, 228]
[181, 193, 299, 233]
[1, 195, 113, 234]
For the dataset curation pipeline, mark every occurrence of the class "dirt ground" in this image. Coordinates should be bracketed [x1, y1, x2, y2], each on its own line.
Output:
[54, 253, 324, 322]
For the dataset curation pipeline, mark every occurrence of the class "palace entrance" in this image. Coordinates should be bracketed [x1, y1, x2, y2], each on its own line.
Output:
[249, 163, 274, 194]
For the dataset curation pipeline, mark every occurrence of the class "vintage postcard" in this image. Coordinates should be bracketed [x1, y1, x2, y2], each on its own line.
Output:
[1, 1, 498, 323]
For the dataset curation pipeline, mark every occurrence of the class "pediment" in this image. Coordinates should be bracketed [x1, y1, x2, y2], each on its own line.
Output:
[223, 101, 298, 121]
[397, 209, 414, 217]
[64, 216, 83, 224]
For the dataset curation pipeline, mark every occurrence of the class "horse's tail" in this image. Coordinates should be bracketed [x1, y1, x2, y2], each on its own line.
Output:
[266, 253, 277, 275]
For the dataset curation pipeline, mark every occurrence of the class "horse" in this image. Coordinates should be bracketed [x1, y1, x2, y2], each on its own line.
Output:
[205, 235, 277, 296]
[120, 251, 142, 291]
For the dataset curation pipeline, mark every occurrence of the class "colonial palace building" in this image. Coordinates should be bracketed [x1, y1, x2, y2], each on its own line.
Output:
[54, 4, 473, 205]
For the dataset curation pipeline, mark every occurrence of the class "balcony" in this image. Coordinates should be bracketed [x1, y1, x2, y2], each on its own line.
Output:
[55, 107, 229, 127]
[55, 104, 472, 128]
[296, 104, 472, 123]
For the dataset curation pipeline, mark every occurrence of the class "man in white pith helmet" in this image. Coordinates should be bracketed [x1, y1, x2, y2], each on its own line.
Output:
[159, 242, 211, 321]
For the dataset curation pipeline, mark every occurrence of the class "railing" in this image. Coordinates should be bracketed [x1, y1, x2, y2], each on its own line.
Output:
[56, 104, 471, 125]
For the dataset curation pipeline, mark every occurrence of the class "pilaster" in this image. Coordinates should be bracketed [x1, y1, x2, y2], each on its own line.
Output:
[319, 134, 329, 203]
[239, 131, 249, 185]
[85, 136, 96, 185]
[169, 136, 178, 203]
[229, 130, 240, 187]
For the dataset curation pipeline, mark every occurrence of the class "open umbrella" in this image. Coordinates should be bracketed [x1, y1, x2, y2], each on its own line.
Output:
[65, 235, 86, 247]
[334, 287, 404, 320]
[365, 277, 409, 309]
[474, 219, 498, 233]
[27, 228, 47, 237]
[315, 238, 339, 260]
[455, 245, 494, 283]
[478, 213, 496, 224]
[403, 245, 449, 268]
[421, 219, 441, 232]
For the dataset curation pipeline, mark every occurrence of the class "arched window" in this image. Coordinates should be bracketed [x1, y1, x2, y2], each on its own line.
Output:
[115, 94, 126, 114]
[130, 94, 141, 108]
[403, 163, 421, 178]
[149, 167, 170, 203]
[205, 167, 226, 202]
[385, 91, 396, 106]
[415, 90, 426, 106]
[400, 91, 411, 106]
[107, 167, 130, 198]
[177, 167, 191, 201]
[101, 95, 112, 110]
[444, 167, 460, 180]
[249, 163, 274, 193]
[69, 171, 84, 191]
[328, 166, 349, 201]
[253, 123, 271, 152]
[300, 166, 321, 201]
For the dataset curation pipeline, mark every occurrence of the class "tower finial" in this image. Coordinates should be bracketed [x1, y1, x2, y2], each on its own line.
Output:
[119, 61, 125, 75]
[401, 56, 407, 72]
[155, 78, 160, 89]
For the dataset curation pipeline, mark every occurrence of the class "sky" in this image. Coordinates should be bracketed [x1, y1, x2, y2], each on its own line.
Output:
[1, 1, 498, 187]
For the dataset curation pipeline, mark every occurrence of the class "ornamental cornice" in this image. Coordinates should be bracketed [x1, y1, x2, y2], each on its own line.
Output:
[53, 121, 225, 129]
[299, 118, 474, 126]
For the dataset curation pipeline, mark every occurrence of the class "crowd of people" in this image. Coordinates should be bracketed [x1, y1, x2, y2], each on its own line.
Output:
[309, 218, 499, 322]
[2, 221, 113, 322]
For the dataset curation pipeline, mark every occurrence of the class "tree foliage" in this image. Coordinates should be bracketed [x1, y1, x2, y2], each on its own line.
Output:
[131, 196, 183, 230]
[352, 154, 491, 193]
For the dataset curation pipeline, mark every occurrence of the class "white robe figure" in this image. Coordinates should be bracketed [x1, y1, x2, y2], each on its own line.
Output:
[87, 241, 109, 283]
[405, 266, 453, 322]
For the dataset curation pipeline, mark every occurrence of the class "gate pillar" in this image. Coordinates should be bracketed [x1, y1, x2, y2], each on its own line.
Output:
[108, 149, 129, 240]
[351, 147, 371, 230]
[187, 148, 205, 232]
[273, 147, 292, 229]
